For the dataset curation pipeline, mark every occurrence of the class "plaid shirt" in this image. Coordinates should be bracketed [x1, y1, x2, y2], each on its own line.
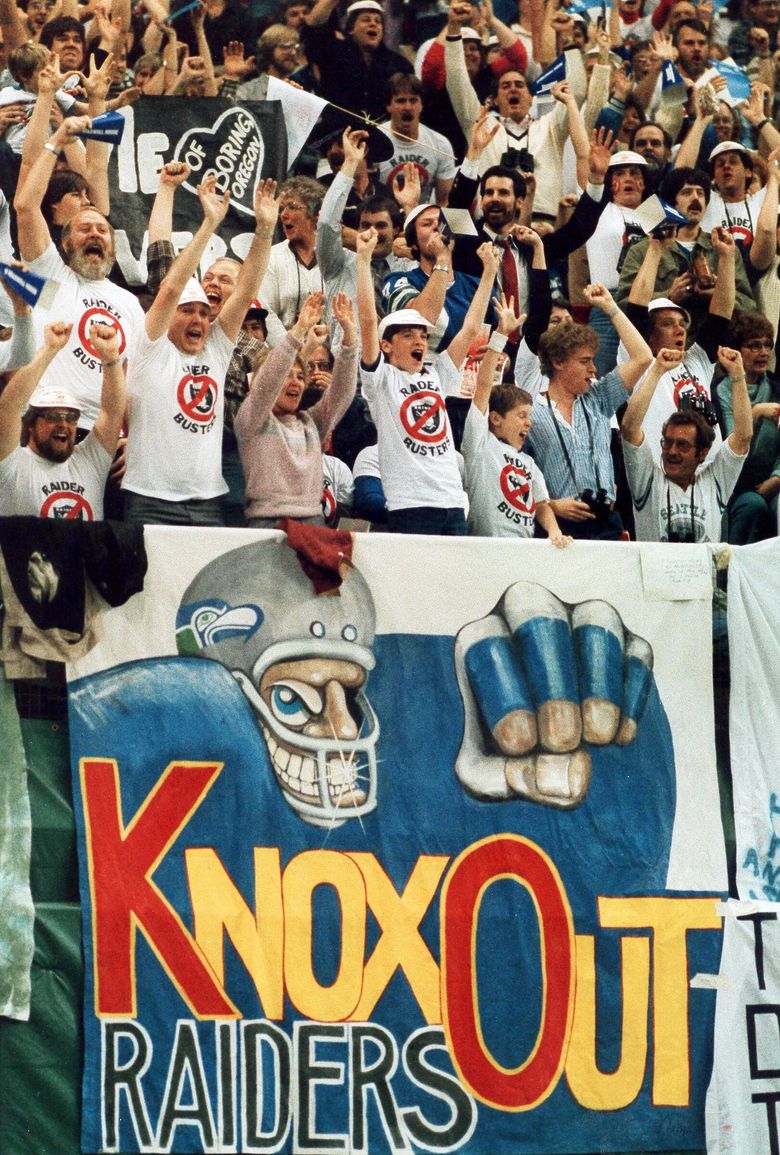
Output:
[146, 239, 262, 448]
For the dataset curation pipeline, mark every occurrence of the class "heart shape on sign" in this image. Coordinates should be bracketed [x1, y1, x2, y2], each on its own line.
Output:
[173, 108, 266, 219]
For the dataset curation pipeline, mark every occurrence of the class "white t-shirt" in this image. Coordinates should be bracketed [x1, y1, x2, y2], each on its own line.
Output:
[462, 405, 548, 537]
[701, 188, 766, 248]
[123, 322, 234, 502]
[618, 341, 722, 463]
[0, 437, 110, 519]
[622, 436, 745, 542]
[376, 123, 457, 204]
[360, 352, 466, 511]
[28, 243, 146, 430]
[322, 454, 354, 525]
[586, 202, 646, 290]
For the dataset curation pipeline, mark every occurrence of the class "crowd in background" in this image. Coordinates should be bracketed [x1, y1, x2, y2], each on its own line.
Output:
[1, 0, 780, 544]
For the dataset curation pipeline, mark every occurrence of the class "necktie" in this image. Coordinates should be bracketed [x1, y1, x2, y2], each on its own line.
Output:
[500, 238, 520, 346]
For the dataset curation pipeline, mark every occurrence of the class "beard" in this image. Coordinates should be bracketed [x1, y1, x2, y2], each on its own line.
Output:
[67, 248, 114, 280]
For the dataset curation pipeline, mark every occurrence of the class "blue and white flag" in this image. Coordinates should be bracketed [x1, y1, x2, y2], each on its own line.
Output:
[660, 59, 687, 105]
[532, 54, 566, 97]
[713, 57, 752, 102]
[0, 263, 58, 309]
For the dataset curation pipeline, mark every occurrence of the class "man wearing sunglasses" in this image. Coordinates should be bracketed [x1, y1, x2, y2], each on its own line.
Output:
[0, 316, 125, 520]
[620, 344, 752, 542]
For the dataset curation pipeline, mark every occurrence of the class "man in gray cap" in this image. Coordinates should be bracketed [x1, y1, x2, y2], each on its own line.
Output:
[302, 0, 412, 121]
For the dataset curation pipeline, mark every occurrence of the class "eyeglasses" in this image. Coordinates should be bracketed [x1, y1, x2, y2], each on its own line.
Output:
[277, 41, 300, 49]
[40, 410, 79, 424]
[279, 201, 305, 212]
[307, 359, 331, 371]
[661, 435, 696, 451]
[743, 339, 773, 350]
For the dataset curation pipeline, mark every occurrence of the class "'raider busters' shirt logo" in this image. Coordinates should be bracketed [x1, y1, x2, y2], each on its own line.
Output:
[671, 365, 708, 408]
[498, 458, 535, 526]
[74, 302, 126, 370]
[399, 382, 451, 456]
[175, 366, 219, 434]
[40, 483, 94, 520]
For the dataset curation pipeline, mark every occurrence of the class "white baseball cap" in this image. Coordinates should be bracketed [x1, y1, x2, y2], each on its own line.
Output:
[608, 150, 648, 168]
[377, 309, 433, 340]
[709, 140, 750, 163]
[28, 386, 81, 413]
[346, 0, 383, 15]
[648, 296, 691, 327]
[177, 278, 210, 308]
[403, 202, 441, 244]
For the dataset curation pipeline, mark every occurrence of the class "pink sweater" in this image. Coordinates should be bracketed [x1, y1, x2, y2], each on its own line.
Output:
[235, 331, 357, 521]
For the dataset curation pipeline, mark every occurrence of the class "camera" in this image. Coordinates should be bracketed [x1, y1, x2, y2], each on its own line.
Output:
[667, 528, 697, 543]
[679, 392, 718, 427]
[580, 487, 612, 524]
[501, 146, 535, 173]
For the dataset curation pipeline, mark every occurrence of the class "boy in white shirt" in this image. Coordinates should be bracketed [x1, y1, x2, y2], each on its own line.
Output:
[355, 226, 499, 534]
[462, 293, 571, 544]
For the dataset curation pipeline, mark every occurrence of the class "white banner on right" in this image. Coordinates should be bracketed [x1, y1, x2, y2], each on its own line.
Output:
[727, 538, 780, 901]
[707, 538, 780, 1154]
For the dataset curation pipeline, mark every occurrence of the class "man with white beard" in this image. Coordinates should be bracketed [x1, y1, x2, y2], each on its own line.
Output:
[14, 115, 145, 435]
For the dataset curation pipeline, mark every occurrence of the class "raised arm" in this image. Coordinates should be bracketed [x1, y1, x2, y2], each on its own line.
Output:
[316, 128, 367, 281]
[627, 232, 671, 307]
[218, 179, 279, 344]
[473, 291, 524, 414]
[144, 175, 230, 341]
[0, 322, 73, 461]
[708, 226, 736, 320]
[750, 149, 780, 272]
[717, 345, 752, 455]
[81, 52, 117, 217]
[446, 241, 500, 368]
[673, 89, 713, 170]
[584, 282, 653, 390]
[15, 114, 92, 261]
[356, 227, 380, 365]
[147, 160, 191, 245]
[89, 322, 127, 456]
[0, 0, 26, 50]
[190, 2, 219, 96]
[406, 228, 455, 325]
[551, 80, 590, 190]
[304, 0, 339, 27]
[309, 292, 358, 436]
[444, 28, 483, 138]
[621, 347, 684, 445]
[17, 59, 63, 195]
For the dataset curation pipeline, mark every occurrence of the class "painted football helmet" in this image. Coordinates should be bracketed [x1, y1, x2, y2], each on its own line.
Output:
[176, 538, 379, 827]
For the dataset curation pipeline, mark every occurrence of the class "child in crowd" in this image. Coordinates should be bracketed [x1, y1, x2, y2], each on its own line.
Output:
[356, 226, 499, 535]
[236, 290, 358, 528]
[462, 292, 571, 545]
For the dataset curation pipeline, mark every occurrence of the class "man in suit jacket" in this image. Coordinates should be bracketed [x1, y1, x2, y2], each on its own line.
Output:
[446, 122, 612, 315]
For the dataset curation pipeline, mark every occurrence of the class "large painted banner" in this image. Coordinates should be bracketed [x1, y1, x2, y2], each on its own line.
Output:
[67, 529, 726, 1154]
[705, 538, 780, 1154]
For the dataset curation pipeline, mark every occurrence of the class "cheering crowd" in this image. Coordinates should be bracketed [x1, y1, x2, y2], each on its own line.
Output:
[1, 0, 780, 543]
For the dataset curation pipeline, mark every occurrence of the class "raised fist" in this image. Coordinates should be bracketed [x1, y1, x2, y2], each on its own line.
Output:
[455, 582, 653, 809]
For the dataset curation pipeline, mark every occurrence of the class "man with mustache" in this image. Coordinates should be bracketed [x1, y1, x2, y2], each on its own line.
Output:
[15, 115, 145, 435]
[616, 166, 756, 341]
